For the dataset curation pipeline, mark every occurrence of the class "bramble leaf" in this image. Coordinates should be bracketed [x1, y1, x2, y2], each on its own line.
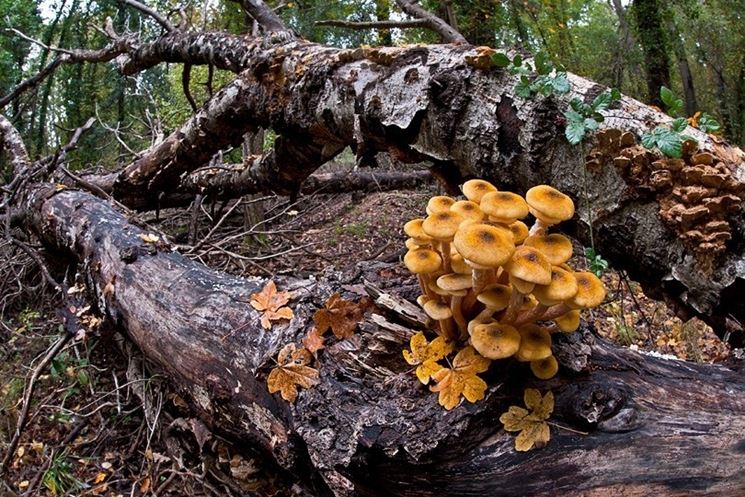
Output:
[499, 388, 554, 451]
[250, 281, 294, 329]
[491, 52, 511, 67]
[267, 343, 319, 402]
[403, 332, 454, 384]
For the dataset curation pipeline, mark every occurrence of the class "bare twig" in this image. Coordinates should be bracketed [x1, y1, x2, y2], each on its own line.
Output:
[118, 0, 176, 32]
[0, 333, 73, 474]
[316, 19, 428, 30]
[393, 0, 467, 43]
[182, 64, 198, 112]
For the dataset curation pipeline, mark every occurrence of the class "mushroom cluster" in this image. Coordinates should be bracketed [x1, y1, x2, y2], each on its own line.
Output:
[404, 180, 606, 380]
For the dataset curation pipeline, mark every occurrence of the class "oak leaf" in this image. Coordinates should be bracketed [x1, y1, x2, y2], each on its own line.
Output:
[302, 326, 326, 355]
[313, 293, 365, 339]
[499, 388, 554, 451]
[402, 332, 454, 384]
[267, 343, 320, 402]
[429, 346, 491, 410]
[250, 281, 294, 329]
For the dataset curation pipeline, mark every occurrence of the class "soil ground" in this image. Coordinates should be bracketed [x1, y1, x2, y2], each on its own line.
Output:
[0, 176, 731, 496]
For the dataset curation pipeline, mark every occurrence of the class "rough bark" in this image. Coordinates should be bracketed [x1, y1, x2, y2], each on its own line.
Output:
[84, 37, 744, 341]
[632, 0, 671, 106]
[20, 185, 745, 497]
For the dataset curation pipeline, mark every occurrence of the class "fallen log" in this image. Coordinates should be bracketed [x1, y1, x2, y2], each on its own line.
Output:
[23, 184, 745, 496]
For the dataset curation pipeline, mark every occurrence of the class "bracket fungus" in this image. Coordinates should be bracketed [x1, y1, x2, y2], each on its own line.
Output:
[402, 179, 608, 405]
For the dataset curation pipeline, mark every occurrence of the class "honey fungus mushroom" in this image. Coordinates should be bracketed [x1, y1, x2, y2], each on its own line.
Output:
[404, 248, 442, 300]
[462, 179, 498, 203]
[453, 223, 515, 291]
[470, 322, 521, 360]
[526, 185, 575, 235]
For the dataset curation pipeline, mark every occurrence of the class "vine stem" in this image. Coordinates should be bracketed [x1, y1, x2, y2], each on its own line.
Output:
[546, 420, 589, 435]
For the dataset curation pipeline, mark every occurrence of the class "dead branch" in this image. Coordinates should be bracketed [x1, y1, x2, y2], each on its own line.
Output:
[230, 0, 292, 35]
[118, 0, 176, 32]
[393, 0, 467, 43]
[316, 19, 428, 30]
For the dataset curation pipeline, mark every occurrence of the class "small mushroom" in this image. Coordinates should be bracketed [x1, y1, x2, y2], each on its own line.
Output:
[423, 211, 463, 273]
[514, 324, 553, 362]
[470, 322, 521, 360]
[450, 200, 486, 225]
[569, 271, 606, 309]
[530, 355, 559, 379]
[554, 309, 581, 332]
[523, 234, 574, 265]
[438, 273, 474, 337]
[480, 191, 529, 224]
[525, 185, 575, 235]
[453, 223, 515, 292]
[426, 195, 455, 214]
[508, 221, 529, 244]
[423, 299, 455, 339]
[474, 284, 512, 321]
[502, 246, 552, 323]
[462, 179, 498, 203]
[532, 266, 578, 306]
[404, 248, 443, 300]
[404, 219, 433, 245]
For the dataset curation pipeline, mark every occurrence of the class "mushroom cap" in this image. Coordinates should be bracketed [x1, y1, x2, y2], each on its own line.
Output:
[471, 323, 521, 360]
[422, 211, 463, 241]
[428, 281, 452, 296]
[450, 200, 486, 224]
[453, 223, 515, 268]
[450, 254, 472, 274]
[404, 248, 442, 274]
[530, 355, 559, 379]
[515, 324, 553, 362]
[524, 234, 573, 265]
[509, 273, 536, 294]
[462, 179, 498, 203]
[405, 238, 420, 250]
[468, 316, 497, 335]
[505, 246, 552, 285]
[426, 196, 456, 214]
[480, 191, 529, 223]
[554, 309, 581, 332]
[437, 273, 474, 292]
[476, 284, 512, 311]
[509, 221, 530, 244]
[423, 300, 453, 320]
[569, 271, 606, 308]
[532, 267, 578, 306]
[520, 294, 539, 310]
[416, 295, 430, 307]
[404, 219, 433, 244]
[526, 185, 575, 224]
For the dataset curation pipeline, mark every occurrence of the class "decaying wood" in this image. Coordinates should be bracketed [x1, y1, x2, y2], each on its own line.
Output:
[19, 184, 745, 496]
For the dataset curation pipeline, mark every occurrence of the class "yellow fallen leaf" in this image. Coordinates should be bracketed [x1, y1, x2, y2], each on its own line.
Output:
[499, 388, 554, 451]
[429, 346, 491, 410]
[93, 472, 107, 484]
[267, 343, 320, 402]
[139, 233, 160, 244]
[402, 332, 453, 384]
[250, 281, 295, 329]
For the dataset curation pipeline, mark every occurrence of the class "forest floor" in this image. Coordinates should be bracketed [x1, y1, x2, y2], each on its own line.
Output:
[0, 172, 731, 496]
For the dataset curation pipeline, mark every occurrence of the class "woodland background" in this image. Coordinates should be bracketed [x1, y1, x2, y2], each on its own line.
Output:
[1, 1, 744, 496]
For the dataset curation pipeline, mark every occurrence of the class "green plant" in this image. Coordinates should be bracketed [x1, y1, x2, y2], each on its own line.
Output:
[641, 117, 695, 158]
[564, 89, 622, 145]
[492, 51, 570, 98]
[696, 112, 721, 134]
[335, 222, 369, 237]
[584, 247, 609, 277]
[42, 452, 82, 495]
[660, 86, 683, 117]
[615, 321, 640, 346]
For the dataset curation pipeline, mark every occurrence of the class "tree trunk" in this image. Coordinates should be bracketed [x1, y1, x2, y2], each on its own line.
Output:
[632, 0, 671, 106]
[667, 18, 697, 116]
[20, 184, 745, 497]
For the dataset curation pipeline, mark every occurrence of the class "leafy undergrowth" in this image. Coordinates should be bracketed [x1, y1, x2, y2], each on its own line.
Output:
[0, 181, 731, 495]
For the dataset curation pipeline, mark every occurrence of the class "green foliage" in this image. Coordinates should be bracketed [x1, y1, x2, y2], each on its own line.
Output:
[641, 117, 696, 158]
[563, 89, 621, 144]
[492, 51, 571, 98]
[697, 112, 721, 134]
[584, 247, 609, 277]
[660, 86, 684, 117]
[42, 452, 81, 495]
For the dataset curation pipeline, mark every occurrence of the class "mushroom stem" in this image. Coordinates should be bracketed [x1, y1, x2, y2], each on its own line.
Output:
[529, 218, 550, 236]
[440, 241, 452, 273]
[450, 295, 468, 339]
[515, 303, 569, 327]
[471, 268, 491, 293]
[418, 274, 436, 300]
[501, 290, 525, 323]
[438, 318, 457, 341]
[474, 306, 495, 323]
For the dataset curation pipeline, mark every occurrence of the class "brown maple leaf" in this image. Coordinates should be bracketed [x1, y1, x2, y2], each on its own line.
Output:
[267, 343, 320, 403]
[499, 388, 554, 451]
[302, 326, 326, 355]
[313, 293, 365, 339]
[250, 281, 294, 329]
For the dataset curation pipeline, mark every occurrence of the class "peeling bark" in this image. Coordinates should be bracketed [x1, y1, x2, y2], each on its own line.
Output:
[21, 185, 745, 497]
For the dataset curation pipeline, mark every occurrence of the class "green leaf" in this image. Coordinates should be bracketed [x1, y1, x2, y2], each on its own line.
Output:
[565, 121, 587, 145]
[660, 86, 683, 116]
[592, 92, 612, 112]
[655, 129, 683, 158]
[564, 110, 585, 124]
[491, 52, 511, 67]
[698, 113, 721, 133]
[584, 118, 600, 131]
[610, 88, 621, 101]
[641, 132, 657, 149]
[551, 73, 570, 94]
[515, 76, 533, 98]
[671, 117, 688, 133]
[534, 52, 551, 75]
[512, 54, 523, 67]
